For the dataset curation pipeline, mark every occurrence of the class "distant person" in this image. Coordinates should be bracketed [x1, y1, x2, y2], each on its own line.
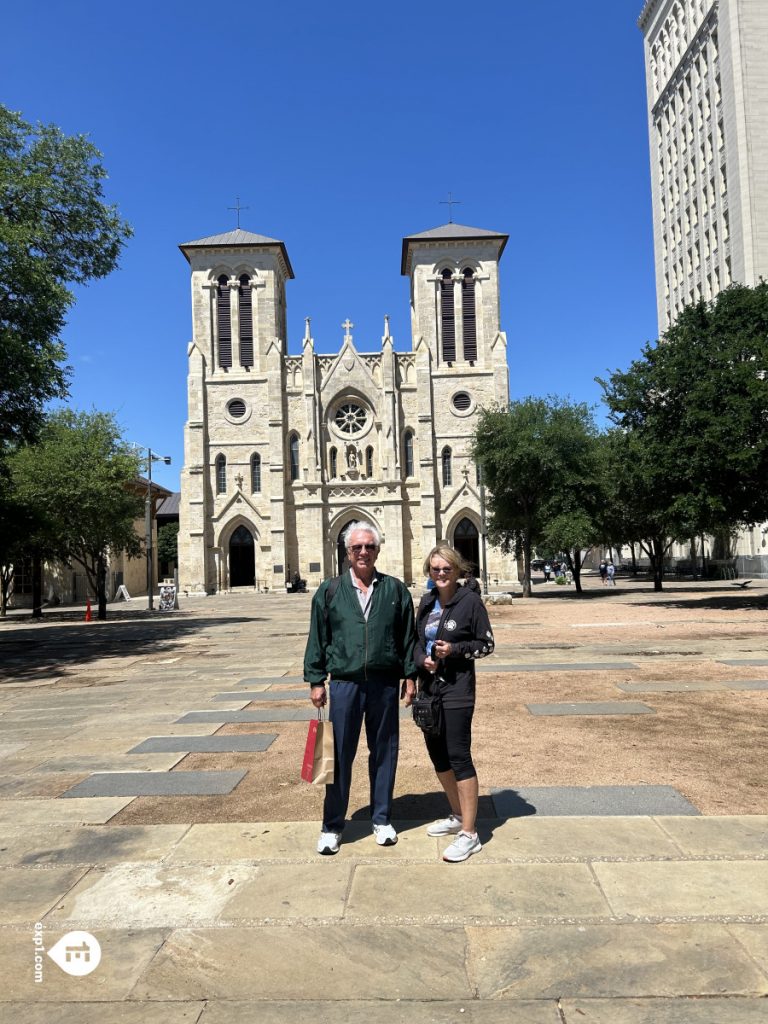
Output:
[599, 560, 608, 585]
[415, 544, 495, 863]
[544, 562, 552, 583]
[606, 561, 616, 586]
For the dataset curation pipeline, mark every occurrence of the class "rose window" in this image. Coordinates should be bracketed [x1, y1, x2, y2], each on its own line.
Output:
[334, 403, 366, 434]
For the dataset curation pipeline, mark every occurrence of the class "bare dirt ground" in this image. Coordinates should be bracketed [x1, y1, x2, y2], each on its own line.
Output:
[109, 578, 768, 825]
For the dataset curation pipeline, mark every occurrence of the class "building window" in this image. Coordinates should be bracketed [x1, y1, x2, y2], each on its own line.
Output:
[251, 453, 261, 493]
[442, 446, 452, 487]
[238, 275, 253, 367]
[289, 434, 300, 481]
[215, 453, 226, 494]
[334, 402, 366, 434]
[440, 268, 456, 362]
[404, 431, 414, 477]
[14, 556, 34, 595]
[462, 268, 477, 361]
[330, 446, 337, 478]
[216, 275, 232, 368]
[365, 445, 373, 477]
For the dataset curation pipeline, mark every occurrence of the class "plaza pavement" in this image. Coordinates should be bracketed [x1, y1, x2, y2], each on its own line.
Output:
[0, 585, 767, 1023]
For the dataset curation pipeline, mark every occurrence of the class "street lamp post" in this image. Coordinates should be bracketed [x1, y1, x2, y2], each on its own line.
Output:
[478, 463, 489, 595]
[139, 447, 171, 610]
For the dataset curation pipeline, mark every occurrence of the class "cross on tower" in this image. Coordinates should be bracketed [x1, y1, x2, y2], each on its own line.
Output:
[342, 318, 354, 342]
[227, 196, 250, 229]
[439, 191, 462, 223]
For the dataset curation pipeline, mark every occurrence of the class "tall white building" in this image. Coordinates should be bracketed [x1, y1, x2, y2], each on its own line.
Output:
[638, 0, 768, 331]
[639, 0, 768, 575]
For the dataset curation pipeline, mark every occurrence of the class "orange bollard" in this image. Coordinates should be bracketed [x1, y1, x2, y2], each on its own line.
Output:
[85, 598, 92, 623]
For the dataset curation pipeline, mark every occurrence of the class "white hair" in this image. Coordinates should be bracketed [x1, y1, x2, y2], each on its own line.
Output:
[343, 521, 381, 549]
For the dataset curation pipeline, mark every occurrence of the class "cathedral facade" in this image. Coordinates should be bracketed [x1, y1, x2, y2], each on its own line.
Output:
[178, 222, 514, 592]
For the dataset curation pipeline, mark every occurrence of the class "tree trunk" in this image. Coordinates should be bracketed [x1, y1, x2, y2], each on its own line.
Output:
[0, 566, 11, 617]
[572, 548, 583, 593]
[650, 537, 664, 591]
[521, 535, 532, 597]
[31, 551, 43, 618]
[630, 543, 638, 575]
[97, 554, 108, 620]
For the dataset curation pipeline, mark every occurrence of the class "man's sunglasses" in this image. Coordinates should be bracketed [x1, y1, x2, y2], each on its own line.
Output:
[350, 543, 377, 553]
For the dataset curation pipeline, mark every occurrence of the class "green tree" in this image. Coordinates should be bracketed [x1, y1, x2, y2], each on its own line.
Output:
[473, 398, 603, 597]
[599, 283, 768, 590]
[157, 522, 179, 574]
[10, 410, 143, 619]
[0, 104, 132, 449]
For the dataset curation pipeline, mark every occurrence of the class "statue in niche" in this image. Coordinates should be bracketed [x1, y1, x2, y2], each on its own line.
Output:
[346, 444, 360, 479]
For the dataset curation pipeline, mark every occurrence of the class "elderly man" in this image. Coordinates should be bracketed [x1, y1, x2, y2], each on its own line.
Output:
[304, 521, 417, 855]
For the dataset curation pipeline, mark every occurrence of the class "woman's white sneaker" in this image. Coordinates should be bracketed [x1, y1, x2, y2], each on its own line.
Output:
[317, 831, 342, 855]
[426, 814, 462, 837]
[442, 831, 482, 862]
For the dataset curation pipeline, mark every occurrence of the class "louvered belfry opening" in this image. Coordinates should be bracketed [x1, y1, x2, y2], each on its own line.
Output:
[440, 268, 456, 362]
[462, 268, 477, 361]
[217, 275, 232, 368]
[238, 274, 253, 367]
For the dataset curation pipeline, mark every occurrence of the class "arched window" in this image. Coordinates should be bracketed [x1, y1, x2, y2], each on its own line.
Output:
[404, 430, 414, 478]
[440, 268, 456, 362]
[216, 275, 232, 368]
[365, 445, 374, 477]
[441, 446, 452, 487]
[251, 453, 261, 493]
[238, 274, 253, 367]
[215, 453, 226, 494]
[462, 268, 477, 362]
[330, 446, 337, 478]
[289, 434, 300, 481]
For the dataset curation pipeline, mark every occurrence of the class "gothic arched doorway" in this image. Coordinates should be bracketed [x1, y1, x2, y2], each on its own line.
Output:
[229, 525, 255, 587]
[453, 517, 479, 576]
[336, 520, 357, 575]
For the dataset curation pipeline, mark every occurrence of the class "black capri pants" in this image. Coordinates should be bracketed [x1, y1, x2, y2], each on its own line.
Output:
[424, 705, 476, 781]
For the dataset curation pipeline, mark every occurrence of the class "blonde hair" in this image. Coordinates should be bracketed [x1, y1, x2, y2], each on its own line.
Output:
[422, 543, 471, 577]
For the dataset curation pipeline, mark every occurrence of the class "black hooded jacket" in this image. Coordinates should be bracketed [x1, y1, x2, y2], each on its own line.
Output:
[414, 585, 495, 709]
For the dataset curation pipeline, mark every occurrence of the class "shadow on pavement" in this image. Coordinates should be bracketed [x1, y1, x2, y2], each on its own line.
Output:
[0, 615, 260, 682]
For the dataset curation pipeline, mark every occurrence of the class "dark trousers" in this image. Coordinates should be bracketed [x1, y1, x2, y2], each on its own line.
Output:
[322, 679, 400, 833]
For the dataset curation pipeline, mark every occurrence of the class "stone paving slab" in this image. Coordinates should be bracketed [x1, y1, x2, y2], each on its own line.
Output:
[0, 824, 190, 866]
[0, 1005, 203, 1024]
[36, 754, 187, 772]
[727, 680, 768, 690]
[131, 925, 471, 1000]
[616, 680, 728, 693]
[197, 1001, 563, 1023]
[238, 675, 305, 685]
[482, 816, 683, 860]
[0, 927, 169, 1002]
[478, 662, 639, 672]
[526, 701, 655, 716]
[657, 816, 768, 857]
[718, 659, 768, 666]
[593, 860, 768, 918]
[0, 865, 91, 923]
[346, 863, 610, 922]
[213, 689, 307, 701]
[560, 998, 768, 1023]
[218, 862, 351, 921]
[61, 770, 247, 798]
[729, 924, 768, 973]
[491, 786, 700, 817]
[128, 734, 277, 754]
[165, 821, 440, 863]
[44, 861, 260, 927]
[0, 797, 134, 825]
[466, 922, 768, 998]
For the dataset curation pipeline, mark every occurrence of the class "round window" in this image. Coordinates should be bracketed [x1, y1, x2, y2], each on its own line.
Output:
[334, 403, 367, 434]
[228, 399, 247, 419]
[452, 392, 472, 412]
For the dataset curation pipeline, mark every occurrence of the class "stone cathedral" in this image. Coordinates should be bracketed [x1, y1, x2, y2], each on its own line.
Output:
[178, 222, 513, 593]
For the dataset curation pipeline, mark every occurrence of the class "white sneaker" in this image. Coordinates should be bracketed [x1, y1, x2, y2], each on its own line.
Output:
[372, 823, 398, 846]
[426, 814, 462, 837]
[317, 831, 342, 855]
[442, 831, 482, 863]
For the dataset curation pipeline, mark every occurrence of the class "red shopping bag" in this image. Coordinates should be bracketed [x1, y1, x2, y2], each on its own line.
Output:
[301, 711, 335, 784]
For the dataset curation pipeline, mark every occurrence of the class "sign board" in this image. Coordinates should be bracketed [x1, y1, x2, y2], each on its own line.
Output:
[158, 584, 176, 612]
[115, 585, 132, 602]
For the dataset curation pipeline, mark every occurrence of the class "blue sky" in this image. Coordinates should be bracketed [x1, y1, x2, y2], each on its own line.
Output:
[3, 0, 658, 492]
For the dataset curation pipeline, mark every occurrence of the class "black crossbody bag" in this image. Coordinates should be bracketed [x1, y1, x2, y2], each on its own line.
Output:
[411, 675, 443, 735]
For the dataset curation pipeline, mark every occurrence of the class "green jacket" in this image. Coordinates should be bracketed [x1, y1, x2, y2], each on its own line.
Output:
[303, 571, 417, 686]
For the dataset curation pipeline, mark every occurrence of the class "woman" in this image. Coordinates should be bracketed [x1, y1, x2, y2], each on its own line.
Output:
[415, 544, 495, 862]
